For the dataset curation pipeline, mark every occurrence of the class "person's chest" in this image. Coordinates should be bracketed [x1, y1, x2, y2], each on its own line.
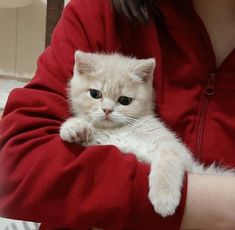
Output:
[154, 1, 235, 168]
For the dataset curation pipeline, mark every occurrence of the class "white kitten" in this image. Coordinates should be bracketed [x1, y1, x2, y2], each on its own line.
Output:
[60, 50, 234, 218]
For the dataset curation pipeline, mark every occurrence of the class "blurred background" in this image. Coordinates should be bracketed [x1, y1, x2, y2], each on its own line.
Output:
[0, 0, 68, 229]
[0, 0, 69, 115]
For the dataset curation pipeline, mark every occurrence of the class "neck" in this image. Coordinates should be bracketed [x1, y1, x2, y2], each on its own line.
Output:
[193, 0, 235, 22]
[192, 0, 235, 66]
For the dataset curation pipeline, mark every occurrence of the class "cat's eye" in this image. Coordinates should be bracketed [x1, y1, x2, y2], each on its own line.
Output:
[90, 89, 102, 99]
[118, 96, 132, 106]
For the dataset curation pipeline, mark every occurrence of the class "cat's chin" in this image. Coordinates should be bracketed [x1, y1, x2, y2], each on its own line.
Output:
[94, 120, 123, 129]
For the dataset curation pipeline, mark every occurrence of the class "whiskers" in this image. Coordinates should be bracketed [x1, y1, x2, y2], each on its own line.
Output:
[88, 110, 139, 127]
[63, 107, 139, 129]
[85, 111, 103, 125]
[111, 112, 136, 126]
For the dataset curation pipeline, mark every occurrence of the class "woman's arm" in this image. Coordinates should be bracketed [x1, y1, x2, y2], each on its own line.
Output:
[181, 174, 235, 230]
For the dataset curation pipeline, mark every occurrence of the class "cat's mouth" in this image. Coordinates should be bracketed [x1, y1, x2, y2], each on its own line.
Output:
[104, 116, 111, 121]
[103, 116, 114, 123]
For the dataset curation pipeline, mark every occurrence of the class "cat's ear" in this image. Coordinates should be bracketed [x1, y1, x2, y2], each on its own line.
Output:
[74, 50, 96, 75]
[132, 58, 156, 82]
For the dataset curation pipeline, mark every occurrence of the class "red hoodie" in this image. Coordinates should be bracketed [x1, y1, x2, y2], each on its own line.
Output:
[0, 0, 234, 229]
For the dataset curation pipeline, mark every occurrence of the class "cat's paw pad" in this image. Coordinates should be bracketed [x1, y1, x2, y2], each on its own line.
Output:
[148, 179, 181, 217]
[60, 118, 93, 143]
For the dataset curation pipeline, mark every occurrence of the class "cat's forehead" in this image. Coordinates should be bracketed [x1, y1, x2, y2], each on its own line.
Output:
[95, 54, 136, 73]
[90, 73, 136, 97]
[89, 58, 137, 85]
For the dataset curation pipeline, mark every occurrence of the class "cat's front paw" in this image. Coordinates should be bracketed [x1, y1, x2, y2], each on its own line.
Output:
[148, 182, 181, 217]
[148, 167, 182, 217]
[60, 117, 93, 143]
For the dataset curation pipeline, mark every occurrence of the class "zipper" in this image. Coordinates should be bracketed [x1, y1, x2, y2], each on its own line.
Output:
[204, 72, 216, 96]
[195, 72, 216, 157]
[186, 1, 218, 158]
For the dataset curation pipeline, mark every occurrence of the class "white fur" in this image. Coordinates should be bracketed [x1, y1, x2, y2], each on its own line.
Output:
[60, 51, 235, 219]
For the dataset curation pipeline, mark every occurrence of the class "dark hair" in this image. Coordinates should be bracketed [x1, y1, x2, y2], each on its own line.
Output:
[111, 0, 162, 23]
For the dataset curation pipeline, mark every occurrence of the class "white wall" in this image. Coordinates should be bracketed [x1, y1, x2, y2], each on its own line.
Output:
[0, 0, 47, 114]
[0, 0, 47, 80]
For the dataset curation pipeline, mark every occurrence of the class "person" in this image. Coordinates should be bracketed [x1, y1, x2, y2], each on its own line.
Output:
[0, 0, 234, 229]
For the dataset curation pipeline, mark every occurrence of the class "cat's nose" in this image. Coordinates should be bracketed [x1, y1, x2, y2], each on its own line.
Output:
[103, 109, 113, 116]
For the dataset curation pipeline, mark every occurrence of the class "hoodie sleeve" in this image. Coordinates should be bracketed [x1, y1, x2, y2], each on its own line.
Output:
[0, 0, 187, 229]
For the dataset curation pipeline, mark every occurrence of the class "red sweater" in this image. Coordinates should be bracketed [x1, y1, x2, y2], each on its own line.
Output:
[0, 0, 234, 229]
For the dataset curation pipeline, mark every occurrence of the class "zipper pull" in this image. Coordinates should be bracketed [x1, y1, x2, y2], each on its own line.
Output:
[205, 72, 216, 96]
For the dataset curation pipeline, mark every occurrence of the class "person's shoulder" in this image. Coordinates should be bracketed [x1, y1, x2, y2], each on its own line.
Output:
[65, 0, 113, 19]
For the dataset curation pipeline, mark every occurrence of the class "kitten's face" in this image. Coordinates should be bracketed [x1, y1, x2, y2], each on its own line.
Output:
[69, 51, 155, 129]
